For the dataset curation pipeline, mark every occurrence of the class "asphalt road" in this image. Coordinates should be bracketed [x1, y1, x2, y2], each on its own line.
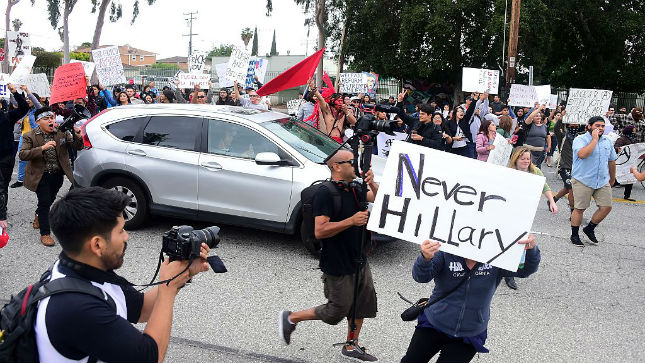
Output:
[1, 165, 644, 363]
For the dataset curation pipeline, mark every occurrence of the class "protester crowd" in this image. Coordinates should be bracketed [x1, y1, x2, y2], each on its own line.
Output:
[1, 70, 644, 363]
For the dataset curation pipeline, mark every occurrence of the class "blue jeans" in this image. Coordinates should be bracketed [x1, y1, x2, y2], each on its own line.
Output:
[531, 150, 546, 170]
[547, 134, 558, 156]
[17, 136, 26, 182]
[466, 141, 477, 159]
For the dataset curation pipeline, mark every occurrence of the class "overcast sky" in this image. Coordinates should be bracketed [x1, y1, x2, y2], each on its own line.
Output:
[7, 0, 315, 59]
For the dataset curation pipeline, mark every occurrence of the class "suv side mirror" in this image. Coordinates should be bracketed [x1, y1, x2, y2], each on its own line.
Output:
[255, 152, 282, 165]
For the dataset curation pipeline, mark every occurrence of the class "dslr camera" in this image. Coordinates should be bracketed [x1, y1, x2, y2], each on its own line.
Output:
[58, 104, 92, 133]
[355, 104, 398, 135]
[162, 225, 220, 261]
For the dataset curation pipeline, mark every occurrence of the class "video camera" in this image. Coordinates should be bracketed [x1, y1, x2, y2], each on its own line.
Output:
[355, 104, 399, 135]
[57, 104, 92, 133]
[162, 225, 227, 273]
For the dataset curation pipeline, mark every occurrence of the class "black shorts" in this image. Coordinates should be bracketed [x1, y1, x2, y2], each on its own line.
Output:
[558, 168, 572, 190]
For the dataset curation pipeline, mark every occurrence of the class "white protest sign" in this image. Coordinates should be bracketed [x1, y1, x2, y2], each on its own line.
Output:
[507, 84, 551, 107]
[367, 141, 544, 271]
[225, 46, 252, 85]
[339, 73, 365, 94]
[92, 46, 126, 86]
[549, 94, 558, 109]
[70, 60, 96, 78]
[7, 31, 31, 66]
[10, 73, 50, 97]
[0, 74, 9, 100]
[215, 63, 234, 88]
[9, 55, 36, 80]
[563, 88, 613, 124]
[245, 58, 269, 88]
[188, 51, 207, 74]
[462, 67, 500, 94]
[287, 99, 302, 115]
[615, 143, 645, 184]
[487, 135, 513, 166]
[177, 72, 210, 89]
[377, 132, 408, 157]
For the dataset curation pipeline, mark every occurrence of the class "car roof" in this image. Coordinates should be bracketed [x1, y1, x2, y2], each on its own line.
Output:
[99, 104, 288, 124]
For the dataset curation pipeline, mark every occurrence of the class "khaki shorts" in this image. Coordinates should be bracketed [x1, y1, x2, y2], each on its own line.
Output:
[314, 263, 377, 325]
[571, 178, 612, 209]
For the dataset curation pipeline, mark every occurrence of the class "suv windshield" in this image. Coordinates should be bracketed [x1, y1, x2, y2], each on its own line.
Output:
[261, 118, 342, 163]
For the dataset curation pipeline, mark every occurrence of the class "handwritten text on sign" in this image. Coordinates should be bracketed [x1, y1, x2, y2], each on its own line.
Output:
[563, 88, 612, 124]
[462, 67, 500, 94]
[177, 73, 210, 89]
[615, 143, 645, 184]
[487, 135, 513, 166]
[225, 46, 252, 85]
[507, 84, 551, 107]
[50, 62, 87, 104]
[189, 51, 207, 74]
[367, 142, 544, 271]
[92, 46, 126, 86]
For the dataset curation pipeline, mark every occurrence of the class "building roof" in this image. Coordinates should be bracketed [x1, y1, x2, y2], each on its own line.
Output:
[74, 44, 157, 56]
[157, 56, 188, 63]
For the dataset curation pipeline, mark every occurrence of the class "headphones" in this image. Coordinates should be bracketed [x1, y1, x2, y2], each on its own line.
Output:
[332, 179, 360, 190]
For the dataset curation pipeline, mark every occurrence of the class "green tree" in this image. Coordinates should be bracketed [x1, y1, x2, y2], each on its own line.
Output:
[11, 18, 22, 31]
[46, 0, 80, 64]
[208, 44, 233, 57]
[33, 51, 62, 69]
[90, 1, 157, 52]
[270, 29, 277, 56]
[251, 26, 258, 56]
[70, 51, 90, 61]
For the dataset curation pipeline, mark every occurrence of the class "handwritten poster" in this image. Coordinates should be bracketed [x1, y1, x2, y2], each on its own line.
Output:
[50, 62, 87, 104]
[508, 84, 551, 108]
[367, 141, 544, 271]
[563, 88, 613, 124]
[462, 67, 500, 94]
[177, 72, 210, 89]
[376, 132, 408, 157]
[615, 143, 645, 184]
[70, 59, 96, 78]
[11, 73, 51, 97]
[487, 135, 513, 166]
[92, 46, 126, 86]
[188, 51, 207, 74]
[225, 46, 252, 85]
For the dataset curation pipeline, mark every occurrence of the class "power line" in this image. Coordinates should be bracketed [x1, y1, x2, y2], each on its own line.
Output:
[182, 11, 198, 57]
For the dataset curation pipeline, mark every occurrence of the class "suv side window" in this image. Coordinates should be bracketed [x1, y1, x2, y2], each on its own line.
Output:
[207, 119, 280, 159]
[142, 116, 201, 151]
[105, 117, 147, 142]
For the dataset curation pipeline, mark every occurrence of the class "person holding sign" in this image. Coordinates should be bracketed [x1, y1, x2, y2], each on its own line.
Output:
[400, 234, 539, 363]
[233, 80, 268, 111]
[570, 116, 617, 247]
[279, 150, 379, 362]
[521, 104, 551, 169]
[630, 166, 645, 181]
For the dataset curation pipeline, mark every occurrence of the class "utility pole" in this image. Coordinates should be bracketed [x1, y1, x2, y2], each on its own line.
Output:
[505, 0, 520, 92]
[183, 11, 198, 57]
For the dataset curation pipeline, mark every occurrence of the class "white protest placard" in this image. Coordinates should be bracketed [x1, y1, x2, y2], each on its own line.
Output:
[225, 46, 252, 85]
[549, 94, 558, 109]
[9, 54, 36, 81]
[7, 31, 31, 66]
[339, 73, 365, 94]
[487, 135, 513, 166]
[245, 58, 269, 88]
[10, 73, 50, 97]
[177, 72, 210, 89]
[287, 99, 302, 115]
[563, 88, 613, 124]
[615, 143, 645, 184]
[367, 141, 544, 271]
[70, 60, 96, 78]
[215, 63, 234, 88]
[92, 46, 126, 86]
[188, 51, 207, 74]
[462, 67, 500, 94]
[0, 74, 9, 100]
[507, 84, 551, 107]
[377, 132, 408, 157]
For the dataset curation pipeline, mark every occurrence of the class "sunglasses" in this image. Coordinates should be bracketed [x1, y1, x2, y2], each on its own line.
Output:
[197, 96, 205, 99]
[335, 159, 355, 166]
[249, 95, 259, 98]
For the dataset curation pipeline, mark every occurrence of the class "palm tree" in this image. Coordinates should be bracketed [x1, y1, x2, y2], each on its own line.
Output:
[241, 27, 253, 50]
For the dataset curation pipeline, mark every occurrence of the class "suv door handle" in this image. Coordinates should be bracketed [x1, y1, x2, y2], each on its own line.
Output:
[127, 149, 147, 156]
[200, 161, 222, 171]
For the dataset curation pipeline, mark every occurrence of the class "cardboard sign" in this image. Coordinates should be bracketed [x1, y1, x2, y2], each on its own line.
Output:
[367, 141, 544, 271]
[225, 46, 252, 85]
[245, 58, 269, 88]
[487, 135, 513, 166]
[50, 63, 87, 104]
[615, 143, 645, 184]
[376, 132, 408, 157]
[339, 73, 364, 94]
[7, 31, 31, 66]
[188, 51, 207, 74]
[462, 67, 500, 94]
[92, 46, 126, 86]
[507, 84, 551, 107]
[10, 73, 51, 97]
[70, 60, 96, 78]
[549, 94, 558, 109]
[563, 88, 613, 124]
[287, 99, 302, 115]
[215, 63, 234, 88]
[177, 72, 210, 89]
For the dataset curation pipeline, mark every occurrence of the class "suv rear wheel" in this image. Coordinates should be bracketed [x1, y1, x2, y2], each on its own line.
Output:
[102, 177, 149, 229]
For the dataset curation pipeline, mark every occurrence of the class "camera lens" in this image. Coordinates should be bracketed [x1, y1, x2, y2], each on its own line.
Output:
[371, 119, 393, 133]
[192, 226, 220, 248]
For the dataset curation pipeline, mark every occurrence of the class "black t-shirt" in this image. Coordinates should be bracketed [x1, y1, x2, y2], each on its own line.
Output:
[313, 184, 364, 276]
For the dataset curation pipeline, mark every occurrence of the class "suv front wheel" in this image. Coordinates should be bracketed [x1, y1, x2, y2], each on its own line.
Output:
[102, 177, 149, 229]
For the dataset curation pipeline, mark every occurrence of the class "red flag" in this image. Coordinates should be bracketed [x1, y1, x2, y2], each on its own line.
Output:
[257, 48, 325, 96]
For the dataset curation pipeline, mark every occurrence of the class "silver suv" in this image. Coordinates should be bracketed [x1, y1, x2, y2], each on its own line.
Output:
[74, 104, 385, 253]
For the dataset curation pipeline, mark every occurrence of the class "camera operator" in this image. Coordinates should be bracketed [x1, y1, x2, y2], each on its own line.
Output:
[34, 187, 210, 362]
[390, 91, 445, 150]
[279, 149, 379, 361]
[18, 107, 83, 246]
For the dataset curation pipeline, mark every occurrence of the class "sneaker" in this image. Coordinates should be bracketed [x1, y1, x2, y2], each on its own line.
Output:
[341, 345, 378, 362]
[278, 310, 296, 345]
[582, 226, 599, 245]
[504, 276, 518, 290]
[624, 197, 636, 202]
[9, 181, 23, 188]
[570, 235, 584, 247]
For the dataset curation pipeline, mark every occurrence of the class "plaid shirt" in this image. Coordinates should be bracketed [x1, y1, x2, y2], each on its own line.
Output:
[610, 114, 645, 143]
[34, 128, 61, 174]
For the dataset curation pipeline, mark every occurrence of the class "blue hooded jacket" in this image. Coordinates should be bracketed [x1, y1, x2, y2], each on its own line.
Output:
[412, 247, 540, 337]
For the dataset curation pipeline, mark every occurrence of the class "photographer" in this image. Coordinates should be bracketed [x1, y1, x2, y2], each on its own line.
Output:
[18, 107, 83, 246]
[34, 187, 210, 362]
[279, 149, 379, 362]
[393, 91, 444, 150]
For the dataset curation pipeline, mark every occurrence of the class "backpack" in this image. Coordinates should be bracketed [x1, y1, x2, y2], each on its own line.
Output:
[0, 267, 115, 363]
[300, 180, 342, 256]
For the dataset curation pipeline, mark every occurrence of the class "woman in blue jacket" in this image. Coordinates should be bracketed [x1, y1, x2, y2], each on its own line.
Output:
[401, 236, 540, 363]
